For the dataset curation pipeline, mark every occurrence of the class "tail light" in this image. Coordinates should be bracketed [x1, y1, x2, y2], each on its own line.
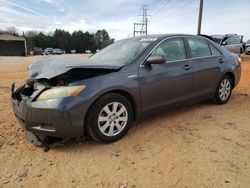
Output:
[237, 57, 241, 63]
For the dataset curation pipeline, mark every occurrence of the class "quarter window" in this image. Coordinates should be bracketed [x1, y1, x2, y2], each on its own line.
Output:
[152, 38, 186, 62]
[210, 44, 222, 56]
[187, 38, 211, 58]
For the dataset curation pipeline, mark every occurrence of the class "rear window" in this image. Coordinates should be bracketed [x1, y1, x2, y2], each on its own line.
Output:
[187, 38, 211, 58]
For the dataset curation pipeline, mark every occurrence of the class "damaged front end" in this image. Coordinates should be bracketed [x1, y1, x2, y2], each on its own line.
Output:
[11, 79, 57, 147]
[11, 76, 82, 147]
[36, 68, 117, 87]
[11, 56, 124, 146]
[11, 58, 122, 146]
[11, 79, 47, 127]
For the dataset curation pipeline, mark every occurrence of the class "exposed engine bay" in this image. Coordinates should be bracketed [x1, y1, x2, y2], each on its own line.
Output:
[37, 68, 117, 86]
[12, 68, 118, 102]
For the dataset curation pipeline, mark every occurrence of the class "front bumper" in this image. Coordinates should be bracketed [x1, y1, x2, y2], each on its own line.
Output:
[11, 84, 86, 138]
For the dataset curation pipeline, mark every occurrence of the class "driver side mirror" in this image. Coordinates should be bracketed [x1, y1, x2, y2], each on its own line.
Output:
[146, 55, 166, 65]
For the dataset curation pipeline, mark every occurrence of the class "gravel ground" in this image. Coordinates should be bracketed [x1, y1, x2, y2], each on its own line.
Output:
[0, 54, 250, 188]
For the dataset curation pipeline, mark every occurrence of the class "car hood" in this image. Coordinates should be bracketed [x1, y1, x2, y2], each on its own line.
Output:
[29, 56, 125, 79]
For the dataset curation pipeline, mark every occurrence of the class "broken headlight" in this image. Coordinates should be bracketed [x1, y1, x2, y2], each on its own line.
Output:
[36, 85, 86, 101]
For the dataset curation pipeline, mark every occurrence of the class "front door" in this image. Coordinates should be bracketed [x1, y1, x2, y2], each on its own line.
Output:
[221, 35, 243, 55]
[139, 37, 193, 112]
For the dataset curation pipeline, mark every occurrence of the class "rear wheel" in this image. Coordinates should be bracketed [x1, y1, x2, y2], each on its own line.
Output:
[86, 93, 133, 143]
[214, 75, 233, 104]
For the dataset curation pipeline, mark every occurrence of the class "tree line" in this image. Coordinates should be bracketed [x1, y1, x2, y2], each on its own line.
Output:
[0, 27, 114, 53]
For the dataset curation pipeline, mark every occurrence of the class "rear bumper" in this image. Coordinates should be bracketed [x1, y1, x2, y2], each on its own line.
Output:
[234, 63, 241, 87]
[11, 84, 86, 138]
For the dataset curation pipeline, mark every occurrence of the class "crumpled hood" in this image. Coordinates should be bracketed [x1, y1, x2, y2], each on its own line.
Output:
[29, 56, 125, 79]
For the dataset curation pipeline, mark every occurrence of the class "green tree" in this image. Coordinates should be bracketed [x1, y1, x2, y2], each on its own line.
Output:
[21, 28, 113, 54]
[95, 29, 114, 50]
[54, 29, 71, 53]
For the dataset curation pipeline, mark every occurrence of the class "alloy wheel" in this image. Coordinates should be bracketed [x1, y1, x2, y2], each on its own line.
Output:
[98, 102, 128, 136]
[219, 78, 231, 101]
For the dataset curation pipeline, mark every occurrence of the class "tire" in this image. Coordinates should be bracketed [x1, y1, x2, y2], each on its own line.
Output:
[86, 93, 133, 143]
[213, 75, 233, 104]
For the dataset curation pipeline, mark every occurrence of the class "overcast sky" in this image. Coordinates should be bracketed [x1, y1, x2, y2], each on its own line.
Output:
[0, 0, 250, 40]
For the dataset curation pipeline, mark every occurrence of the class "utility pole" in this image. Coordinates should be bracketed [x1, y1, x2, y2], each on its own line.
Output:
[133, 4, 149, 37]
[197, 0, 204, 35]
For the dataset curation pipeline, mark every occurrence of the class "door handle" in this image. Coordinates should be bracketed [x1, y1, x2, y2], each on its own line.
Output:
[183, 64, 192, 70]
[219, 58, 224, 64]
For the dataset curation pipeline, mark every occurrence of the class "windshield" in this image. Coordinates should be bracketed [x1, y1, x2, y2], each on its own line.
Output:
[89, 38, 156, 64]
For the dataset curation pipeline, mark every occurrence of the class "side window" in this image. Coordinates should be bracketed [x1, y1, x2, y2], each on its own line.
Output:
[224, 36, 242, 45]
[210, 44, 222, 56]
[187, 38, 211, 58]
[152, 38, 186, 62]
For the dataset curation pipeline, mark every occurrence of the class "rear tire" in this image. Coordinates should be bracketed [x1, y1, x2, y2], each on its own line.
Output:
[213, 75, 233, 104]
[86, 93, 133, 143]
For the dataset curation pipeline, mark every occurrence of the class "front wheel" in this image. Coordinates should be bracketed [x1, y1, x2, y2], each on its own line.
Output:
[213, 75, 233, 104]
[86, 93, 133, 143]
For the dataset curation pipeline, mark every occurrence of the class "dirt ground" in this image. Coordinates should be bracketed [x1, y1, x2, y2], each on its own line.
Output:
[0, 54, 250, 188]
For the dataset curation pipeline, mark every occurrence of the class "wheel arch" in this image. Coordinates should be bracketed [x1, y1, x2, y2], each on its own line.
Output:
[107, 89, 137, 121]
[224, 72, 235, 88]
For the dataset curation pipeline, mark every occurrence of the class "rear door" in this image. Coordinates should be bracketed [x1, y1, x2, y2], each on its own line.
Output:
[186, 37, 223, 99]
[139, 37, 193, 112]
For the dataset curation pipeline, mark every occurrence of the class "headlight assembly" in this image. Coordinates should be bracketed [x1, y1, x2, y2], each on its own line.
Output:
[36, 85, 86, 101]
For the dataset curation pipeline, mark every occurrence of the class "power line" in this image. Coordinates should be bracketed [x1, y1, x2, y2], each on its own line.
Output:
[153, 0, 184, 16]
[140, 0, 204, 37]
[151, 0, 197, 20]
[150, 0, 162, 11]
[151, 0, 174, 15]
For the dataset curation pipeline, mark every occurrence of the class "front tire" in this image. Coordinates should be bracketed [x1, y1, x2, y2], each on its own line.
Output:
[86, 93, 133, 143]
[214, 75, 233, 104]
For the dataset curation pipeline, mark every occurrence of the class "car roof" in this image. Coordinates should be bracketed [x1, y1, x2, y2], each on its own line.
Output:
[130, 34, 206, 40]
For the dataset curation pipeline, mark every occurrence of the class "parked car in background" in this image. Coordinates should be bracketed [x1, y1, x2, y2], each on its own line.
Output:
[11, 34, 241, 144]
[201, 34, 244, 56]
[245, 47, 250, 55]
[245, 40, 250, 48]
[244, 40, 250, 55]
[53, 48, 63, 55]
[33, 47, 44, 55]
[44, 48, 53, 55]
[220, 34, 244, 55]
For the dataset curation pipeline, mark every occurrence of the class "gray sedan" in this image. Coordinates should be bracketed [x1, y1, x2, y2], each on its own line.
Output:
[11, 34, 241, 143]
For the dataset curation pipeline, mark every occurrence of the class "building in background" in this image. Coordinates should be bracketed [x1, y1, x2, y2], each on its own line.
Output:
[0, 34, 27, 56]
